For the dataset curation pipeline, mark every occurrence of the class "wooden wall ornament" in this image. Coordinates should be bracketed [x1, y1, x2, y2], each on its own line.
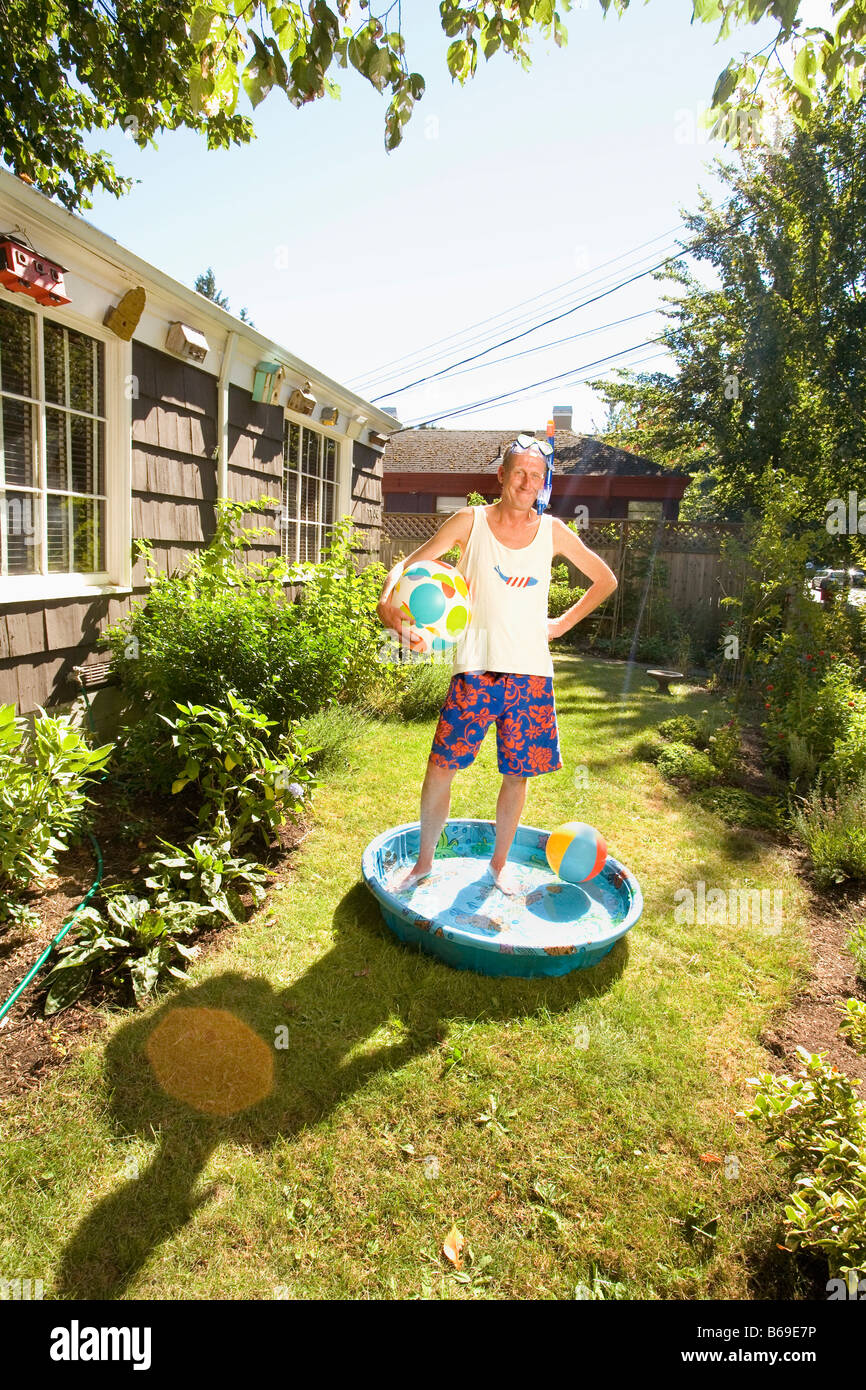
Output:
[104, 285, 146, 339]
[0, 235, 70, 305]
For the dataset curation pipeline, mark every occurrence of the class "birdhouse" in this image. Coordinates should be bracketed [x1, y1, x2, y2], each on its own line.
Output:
[252, 361, 285, 405]
[286, 379, 316, 416]
[165, 321, 209, 363]
[319, 405, 339, 427]
[367, 430, 389, 450]
[0, 236, 70, 306]
[104, 286, 146, 340]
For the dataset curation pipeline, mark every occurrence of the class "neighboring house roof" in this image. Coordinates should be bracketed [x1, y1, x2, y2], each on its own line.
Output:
[383, 428, 684, 477]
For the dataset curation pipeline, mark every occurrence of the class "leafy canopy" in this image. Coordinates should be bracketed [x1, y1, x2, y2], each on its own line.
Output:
[593, 88, 866, 537]
[4, 1, 866, 210]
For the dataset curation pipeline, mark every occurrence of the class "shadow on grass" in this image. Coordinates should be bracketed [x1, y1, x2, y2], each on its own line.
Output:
[55, 881, 628, 1299]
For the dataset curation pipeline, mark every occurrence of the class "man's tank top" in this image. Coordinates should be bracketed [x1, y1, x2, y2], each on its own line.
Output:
[451, 505, 554, 677]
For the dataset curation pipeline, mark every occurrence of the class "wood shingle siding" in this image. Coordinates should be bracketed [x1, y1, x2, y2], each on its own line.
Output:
[350, 440, 382, 567]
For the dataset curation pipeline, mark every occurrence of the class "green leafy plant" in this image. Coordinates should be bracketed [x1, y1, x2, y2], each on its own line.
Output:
[788, 771, 866, 889]
[739, 1045, 866, 1282]
[103, 500, 392, 726]
[145, 837, 271, 924]
[658, 714, 705, 747]
[693, 785, 781, 831]
[847, 923, 866, 984]
[39, 895, 210, 1014]
[0, 704, 113, 923]
[839, 1000, 866, 1056]
[656, 741, 719, 788]
[159, 692, 317, 849]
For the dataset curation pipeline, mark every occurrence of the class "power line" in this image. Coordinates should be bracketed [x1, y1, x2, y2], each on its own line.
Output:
[357, 240, 684, 397]
[397, 338, 667, 430]
[360, 242, 683, 398]
[346, 221, 689, 391]
[371, 248, 692, 403]
[440, 308, 661, 381]
[400, 349, 669, 429]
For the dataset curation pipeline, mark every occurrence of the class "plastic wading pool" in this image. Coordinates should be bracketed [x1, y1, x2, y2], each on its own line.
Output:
[361, 819, 643, 979]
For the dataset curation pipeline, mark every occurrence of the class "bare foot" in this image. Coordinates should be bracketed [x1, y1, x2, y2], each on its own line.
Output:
[393, 862, 434, 892]
[487, 862, 522, 897]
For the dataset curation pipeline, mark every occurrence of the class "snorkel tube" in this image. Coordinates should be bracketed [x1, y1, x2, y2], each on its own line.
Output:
[535, 418, 555, 517]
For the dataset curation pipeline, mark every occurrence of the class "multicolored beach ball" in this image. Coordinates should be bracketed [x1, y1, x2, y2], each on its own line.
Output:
[391, 559, 472, 653]
[545, 821, 608, 884]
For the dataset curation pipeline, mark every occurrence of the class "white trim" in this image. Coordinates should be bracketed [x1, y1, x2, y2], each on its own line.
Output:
[1, 578, 132, 603]
[0, 172, 400, 433]
[0, 284, 130, 598]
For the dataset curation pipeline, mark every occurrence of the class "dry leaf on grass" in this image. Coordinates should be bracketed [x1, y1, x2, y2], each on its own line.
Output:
[443, 1223, 464, 1270]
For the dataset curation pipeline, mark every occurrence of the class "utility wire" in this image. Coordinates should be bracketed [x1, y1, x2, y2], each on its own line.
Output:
[346, 220, 688, 390]
[396, 338, 667, 430]
[360, 241, 684, 397]
[371, 249, 691, 403]
[441, 308, 661, 381]
[400, 348, 669, 429]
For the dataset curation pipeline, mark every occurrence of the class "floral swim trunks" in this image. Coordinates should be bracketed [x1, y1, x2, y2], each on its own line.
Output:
[429, 672, 563, 777]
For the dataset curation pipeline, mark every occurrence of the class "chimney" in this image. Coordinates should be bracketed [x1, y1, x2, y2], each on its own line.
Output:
[552, 404, 572, 433]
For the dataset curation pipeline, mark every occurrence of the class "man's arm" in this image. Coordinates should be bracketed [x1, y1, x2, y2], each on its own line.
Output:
[376, 507, 474, 645]
[549, 517, 618, 639]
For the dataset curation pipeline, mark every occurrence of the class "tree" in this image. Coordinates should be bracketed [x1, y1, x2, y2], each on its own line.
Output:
[194, 266, 229, 308]
[593, 89, 866, 550]
[194, 266, 255, 325]
[3, 2, 866, 212]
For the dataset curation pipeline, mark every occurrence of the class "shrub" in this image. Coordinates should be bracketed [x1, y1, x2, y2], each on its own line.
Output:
[632, 734, 666, 763]
[847, 923, 866, 984]
[398, 659, 454, 721]
[788, 771, 866, 888]
[145, 837, 271, 924]
[705, 718, 743, 778]
[658, 715, 705, 747]
[293, 703, 369, 774]
[0, 704, 113, 923]
[839, 999, 866, 1056]
[549, 563, 586, 624]
[694, 785, 781, 831]
[761, 651, 866, 791]
[656, 741, 719, 787]
[102, 501, 391, 725]
[40, 895, 209, 1014]
[739, 1045, 866, 1281]
[159, 694, 317, 850]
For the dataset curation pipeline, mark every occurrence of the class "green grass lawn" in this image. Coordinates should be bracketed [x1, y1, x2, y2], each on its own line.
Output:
[0, 655, 816, 1300]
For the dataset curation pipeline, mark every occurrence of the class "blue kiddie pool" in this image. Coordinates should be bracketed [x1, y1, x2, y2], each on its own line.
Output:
[361, 819, 643, 979]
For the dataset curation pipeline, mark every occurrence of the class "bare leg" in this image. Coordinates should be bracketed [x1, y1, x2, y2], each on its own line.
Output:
[394, 760, 459, 890]
[488, 774, 529, 894]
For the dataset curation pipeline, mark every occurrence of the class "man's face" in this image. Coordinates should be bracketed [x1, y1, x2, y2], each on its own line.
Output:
[501, 449, 547, 504]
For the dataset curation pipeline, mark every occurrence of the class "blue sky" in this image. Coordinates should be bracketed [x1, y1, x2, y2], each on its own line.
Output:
[78, 1, 782, 432]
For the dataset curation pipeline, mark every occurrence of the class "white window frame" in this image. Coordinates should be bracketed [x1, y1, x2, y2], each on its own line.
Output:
[0, 284, 131, 603]
[280, 408, 347, 565]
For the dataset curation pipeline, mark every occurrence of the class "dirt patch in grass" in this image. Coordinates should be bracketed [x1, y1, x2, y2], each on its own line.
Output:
[0, 783, 310, 1104]
[757, 850, 866, 1085]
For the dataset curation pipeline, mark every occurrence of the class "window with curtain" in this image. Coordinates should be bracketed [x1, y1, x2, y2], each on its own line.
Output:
[0, 297, 106, 577]
[281, 419, 337, 563]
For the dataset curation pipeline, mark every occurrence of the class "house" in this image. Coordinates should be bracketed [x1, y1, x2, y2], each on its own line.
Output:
[382, 416, 690, 521]
[0, 171, 399, 714]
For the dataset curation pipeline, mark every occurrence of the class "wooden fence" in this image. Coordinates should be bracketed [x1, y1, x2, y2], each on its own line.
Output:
[379, 514, 746, 628]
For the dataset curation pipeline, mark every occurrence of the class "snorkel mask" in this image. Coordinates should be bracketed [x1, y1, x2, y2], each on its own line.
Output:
[508, 427, 554, 517]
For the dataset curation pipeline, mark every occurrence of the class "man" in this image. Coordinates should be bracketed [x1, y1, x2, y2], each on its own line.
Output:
[376, 436, 618, 894]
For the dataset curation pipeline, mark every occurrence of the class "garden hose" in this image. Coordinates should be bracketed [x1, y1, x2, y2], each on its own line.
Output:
[0, 684, 107, 1024]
